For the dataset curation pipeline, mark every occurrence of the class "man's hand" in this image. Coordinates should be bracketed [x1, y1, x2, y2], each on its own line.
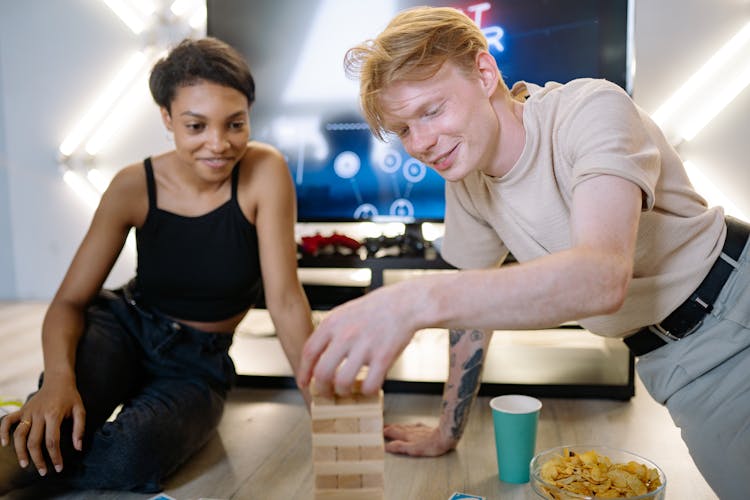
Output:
[384, 422, 457, 457]
[298, 281, 421, 396]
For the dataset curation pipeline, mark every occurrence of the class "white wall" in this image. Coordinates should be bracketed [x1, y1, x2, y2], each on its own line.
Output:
[0, 0, 172, 299]
[0, 41, 15, 298]
[632, 0, 750, 217]
[0, 0, 749, 300]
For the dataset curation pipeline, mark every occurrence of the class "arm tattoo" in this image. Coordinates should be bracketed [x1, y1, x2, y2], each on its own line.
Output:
[449, 329, 465, 346]
[450, 347, 484, 439]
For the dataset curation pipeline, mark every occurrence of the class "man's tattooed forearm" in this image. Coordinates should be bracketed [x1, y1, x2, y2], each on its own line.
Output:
[450, 348, 484, 439]
[452, 398, 472, 437]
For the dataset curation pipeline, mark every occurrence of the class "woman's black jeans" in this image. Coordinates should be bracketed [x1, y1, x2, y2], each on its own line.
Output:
[33, 283, 236, 493]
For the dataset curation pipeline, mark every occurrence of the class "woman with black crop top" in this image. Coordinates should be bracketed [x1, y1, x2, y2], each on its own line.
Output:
[0, 38, 313, 494]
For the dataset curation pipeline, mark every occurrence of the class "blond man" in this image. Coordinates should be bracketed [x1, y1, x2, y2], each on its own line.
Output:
[298, 7, 750, 499]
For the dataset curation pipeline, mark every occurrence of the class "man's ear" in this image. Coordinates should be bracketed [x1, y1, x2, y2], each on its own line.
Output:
[160, 106, 173, 131]
[475, 51, 500, 97]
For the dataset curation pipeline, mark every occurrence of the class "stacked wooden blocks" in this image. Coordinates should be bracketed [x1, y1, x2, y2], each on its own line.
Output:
[311, 375, 385, 499]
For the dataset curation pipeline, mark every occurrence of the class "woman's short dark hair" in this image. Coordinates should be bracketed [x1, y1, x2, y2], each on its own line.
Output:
[149, 37, 255, 112]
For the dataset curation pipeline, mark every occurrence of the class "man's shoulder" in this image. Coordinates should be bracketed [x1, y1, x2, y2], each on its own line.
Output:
[524, 78, 624, 100]
[523, 78, 634, 130]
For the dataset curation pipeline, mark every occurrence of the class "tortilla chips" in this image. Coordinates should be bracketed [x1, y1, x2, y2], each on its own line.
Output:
[538, 448, 663, 499]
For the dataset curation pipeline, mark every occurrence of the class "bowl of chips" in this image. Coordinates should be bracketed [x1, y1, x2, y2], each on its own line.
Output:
[530, 445, 666, 499]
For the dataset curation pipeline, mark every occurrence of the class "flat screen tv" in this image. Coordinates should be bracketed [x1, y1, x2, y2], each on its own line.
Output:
[207, 0, 633, 224]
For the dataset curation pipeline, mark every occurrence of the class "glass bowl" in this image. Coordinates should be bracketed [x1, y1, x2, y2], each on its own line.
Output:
[530, 445, 666, 500]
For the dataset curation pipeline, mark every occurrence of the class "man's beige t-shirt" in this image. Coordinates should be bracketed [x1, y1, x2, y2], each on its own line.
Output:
[441, 78, 725, 337]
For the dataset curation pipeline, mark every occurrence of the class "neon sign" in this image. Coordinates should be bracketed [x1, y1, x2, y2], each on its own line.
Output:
[457, 1, 505, 52]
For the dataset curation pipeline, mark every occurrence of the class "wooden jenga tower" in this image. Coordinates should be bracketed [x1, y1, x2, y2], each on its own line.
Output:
[311, 370, 385, 499]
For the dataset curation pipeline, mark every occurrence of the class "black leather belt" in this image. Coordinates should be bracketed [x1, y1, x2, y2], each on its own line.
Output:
[624, 216, 750, 356]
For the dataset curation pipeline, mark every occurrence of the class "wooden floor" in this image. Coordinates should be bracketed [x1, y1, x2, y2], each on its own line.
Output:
[0, 302, 717, 500]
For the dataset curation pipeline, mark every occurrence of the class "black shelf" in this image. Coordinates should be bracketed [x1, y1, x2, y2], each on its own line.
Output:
[298, 253, 455, 289]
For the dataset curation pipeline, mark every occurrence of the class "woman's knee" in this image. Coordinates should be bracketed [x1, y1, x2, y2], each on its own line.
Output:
[66, 432, 168, 492]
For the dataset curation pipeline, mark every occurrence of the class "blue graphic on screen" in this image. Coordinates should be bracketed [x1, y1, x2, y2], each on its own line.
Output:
[207, 0, 630, 222]
[291, 115, 447, 222]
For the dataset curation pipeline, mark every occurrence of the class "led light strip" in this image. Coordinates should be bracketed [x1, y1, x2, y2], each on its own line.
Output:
[653, 21, 750, 140]
[101, 0, 148, 34]
[680, 57, 750, 140]
[171, 0, 206, 29]
[683, 161, 747, 220]
[63, 170, 102, 209]
[59, 50, 148, 158]
[84, 54, 156, 156]
[87, 168, 113, 193]
[62, 0, 206, 205]
[650, 20, 750, 217]
[130, 0, 156, 17]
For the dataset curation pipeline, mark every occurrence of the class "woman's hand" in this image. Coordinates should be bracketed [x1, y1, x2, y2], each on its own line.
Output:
[0, 378, 85, 476]
[383, 422, 457, 457]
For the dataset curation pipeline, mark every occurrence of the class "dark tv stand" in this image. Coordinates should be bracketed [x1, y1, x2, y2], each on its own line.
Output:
[302, 219, 482, 292]
[298, 252, 453, 291]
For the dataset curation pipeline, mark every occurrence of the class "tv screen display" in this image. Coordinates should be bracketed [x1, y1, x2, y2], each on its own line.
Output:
[207, 0, 632, 223]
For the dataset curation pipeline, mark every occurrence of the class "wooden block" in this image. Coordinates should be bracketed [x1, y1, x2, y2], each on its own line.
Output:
[312, 414, 338, 464]
[315, 474, 338, 489]
[311, 366, 370, 397]
[360, 445, 385, 460]
[350, 366, 370, 394]
[312, 393, 337, 406]
[314, 459, 384, 476]
[312, 418, 337, 433]
[311, 367, 384, 498]
[311, 403, 382, 419]
[335, 411, 360, 488]
[353, 392, 382, 405]
[336, 396, 359, 406]
[315, 488, 383, 500]
[313, 445, 337, 461]
[313, 432, 383, 447]
[362, 473, 385, 488]
[358, 414, 383, 433]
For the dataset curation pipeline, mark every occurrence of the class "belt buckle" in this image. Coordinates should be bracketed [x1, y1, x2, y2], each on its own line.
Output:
[652, 319, 703, 342]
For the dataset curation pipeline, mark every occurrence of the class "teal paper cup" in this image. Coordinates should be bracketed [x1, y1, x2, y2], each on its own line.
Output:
[490, 394, 542, 483]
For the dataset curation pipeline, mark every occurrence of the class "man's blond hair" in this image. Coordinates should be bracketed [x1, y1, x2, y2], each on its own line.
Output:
[345, 6, 509, 140]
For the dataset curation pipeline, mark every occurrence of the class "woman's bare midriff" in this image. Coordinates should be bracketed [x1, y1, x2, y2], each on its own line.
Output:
[173, 308, 250, 334]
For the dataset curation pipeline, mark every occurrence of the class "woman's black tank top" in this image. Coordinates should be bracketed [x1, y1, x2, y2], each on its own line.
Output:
[135, 157, 262, 321]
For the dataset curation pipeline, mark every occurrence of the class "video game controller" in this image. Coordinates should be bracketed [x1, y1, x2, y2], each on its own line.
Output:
[363, 232, 426, 258]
